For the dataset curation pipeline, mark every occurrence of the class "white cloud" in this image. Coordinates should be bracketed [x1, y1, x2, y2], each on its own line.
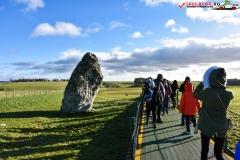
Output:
[111, 47, 132, 59]
[110, 21, 130, 29]
[126, 41, 135, 45]
[165, 19, 175, 27]
[171, 27, 188, 33]
[31, 22, 84, 37]
[230, 33, 240, 37]
[146, 31, 154, 35]
[16, 0, 44, 11]
[60, 48, 83, 59]
[165, 19, 188, 34]
[186, 8, 240, 25]
[85, 22, 102, 33]
[129, 31, 144, 38]
[85, 28, 100, 33]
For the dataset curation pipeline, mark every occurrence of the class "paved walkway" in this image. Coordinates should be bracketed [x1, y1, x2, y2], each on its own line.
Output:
[136, 107, 233, 160]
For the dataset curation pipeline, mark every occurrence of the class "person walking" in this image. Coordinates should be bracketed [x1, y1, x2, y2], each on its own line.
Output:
[179, 76, 192, 126]
[162, 78, 172, 115]
[178, 81, 200, 134]
[154, 74, 165, 123]
[144, 81, 161, 128]
[170, 80, 179, 108]
[193, 66, 234, 160]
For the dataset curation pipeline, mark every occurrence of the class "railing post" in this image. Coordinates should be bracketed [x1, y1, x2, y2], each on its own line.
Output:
[131, 117, 136, 160]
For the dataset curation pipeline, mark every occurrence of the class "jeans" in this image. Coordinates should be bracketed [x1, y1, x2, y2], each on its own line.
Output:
[162, 97, 170, 113]
[185, 115, 197, 132]
[201, 133, 226, 160]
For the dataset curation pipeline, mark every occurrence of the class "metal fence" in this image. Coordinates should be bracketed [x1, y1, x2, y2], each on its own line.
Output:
[0, 89, 64, 99]
[125, 94, 144, 160]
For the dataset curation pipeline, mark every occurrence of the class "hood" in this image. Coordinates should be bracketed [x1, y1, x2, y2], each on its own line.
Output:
[203, 66, 218, 88]
[209, 67, 227, 89]
[184, 82, 194, 92]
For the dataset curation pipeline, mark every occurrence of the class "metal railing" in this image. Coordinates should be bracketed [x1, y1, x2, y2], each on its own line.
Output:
[125, 94, 144, 160]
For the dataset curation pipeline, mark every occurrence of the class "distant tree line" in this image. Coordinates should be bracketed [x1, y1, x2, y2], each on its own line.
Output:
[10, 78, 69, 82]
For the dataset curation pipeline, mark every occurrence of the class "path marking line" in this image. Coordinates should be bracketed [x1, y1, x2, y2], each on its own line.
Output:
[136, 103, 145, 160]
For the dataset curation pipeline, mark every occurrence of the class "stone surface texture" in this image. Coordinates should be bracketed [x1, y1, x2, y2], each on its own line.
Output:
[60, 52, 103, 114]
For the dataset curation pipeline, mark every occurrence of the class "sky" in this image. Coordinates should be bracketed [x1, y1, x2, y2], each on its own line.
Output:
[1, 0, 240, 82]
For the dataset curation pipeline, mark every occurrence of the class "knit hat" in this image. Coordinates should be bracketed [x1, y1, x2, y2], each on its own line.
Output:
[149, 81, 155, 87]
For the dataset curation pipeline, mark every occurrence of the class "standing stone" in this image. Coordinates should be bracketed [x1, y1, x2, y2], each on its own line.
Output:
[60, 52, 103, 114]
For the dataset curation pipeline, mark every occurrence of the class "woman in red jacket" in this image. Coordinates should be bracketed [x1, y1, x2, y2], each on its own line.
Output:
[178, 82, 201, 134]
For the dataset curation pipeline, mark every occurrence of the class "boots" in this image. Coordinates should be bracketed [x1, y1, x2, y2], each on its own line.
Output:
[156, 116, 163, 123]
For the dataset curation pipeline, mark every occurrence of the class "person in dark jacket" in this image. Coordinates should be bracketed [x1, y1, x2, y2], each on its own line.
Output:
[193, 66, 234, 160]
[154, 74, 165, 123]
[144, 81, 161, 128]
[170, 80, 179, 108]
[162, 78, 172, 115]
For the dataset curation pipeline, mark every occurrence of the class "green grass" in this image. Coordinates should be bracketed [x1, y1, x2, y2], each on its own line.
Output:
[0, 82, 68, 91]
[0, 83, 141, 160]
[0, 81, 239, 159]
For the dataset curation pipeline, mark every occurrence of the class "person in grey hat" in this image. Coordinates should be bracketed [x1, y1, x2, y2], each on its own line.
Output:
[144, 81, 160, 128]
[154, 74, 165, 123]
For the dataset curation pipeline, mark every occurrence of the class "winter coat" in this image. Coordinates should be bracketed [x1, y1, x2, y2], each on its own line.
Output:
[193, 67, 234, 138]
[144, 87, 160, 106]
[171, 81, 179, 97]
[178, 82, 200, 115]
[164, 84, 172, 99]
[154, 78, 165, 102]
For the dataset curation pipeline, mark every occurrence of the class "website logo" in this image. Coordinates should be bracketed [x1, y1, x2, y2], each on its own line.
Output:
[179, 0, 240, 10]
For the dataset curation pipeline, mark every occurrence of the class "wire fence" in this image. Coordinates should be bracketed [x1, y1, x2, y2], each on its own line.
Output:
[125, 93, 144, 160]
[0, 89, 64, 99]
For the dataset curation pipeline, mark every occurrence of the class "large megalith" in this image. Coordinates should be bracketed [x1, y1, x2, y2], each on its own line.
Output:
[60, 52, 103, 114]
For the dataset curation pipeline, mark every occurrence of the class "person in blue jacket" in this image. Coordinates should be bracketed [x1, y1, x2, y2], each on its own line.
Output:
[235, 141, 240, 160]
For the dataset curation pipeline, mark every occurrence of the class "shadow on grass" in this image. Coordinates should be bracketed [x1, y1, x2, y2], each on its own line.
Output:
[0, 97, 140, 160]
[76, 97, 140, 160]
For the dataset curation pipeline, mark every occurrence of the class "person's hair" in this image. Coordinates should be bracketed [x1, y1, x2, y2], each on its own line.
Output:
[185, 76, 190, 81]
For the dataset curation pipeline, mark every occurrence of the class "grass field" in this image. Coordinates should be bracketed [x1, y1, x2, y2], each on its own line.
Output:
[0, 81, 239, 159]
[0, 82, 141, 160]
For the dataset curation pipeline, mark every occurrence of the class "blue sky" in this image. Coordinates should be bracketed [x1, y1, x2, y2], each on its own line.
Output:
[1, 0, 240, 81]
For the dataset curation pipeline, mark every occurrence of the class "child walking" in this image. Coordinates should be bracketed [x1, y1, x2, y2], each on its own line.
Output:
[178, 82, 200, 134]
